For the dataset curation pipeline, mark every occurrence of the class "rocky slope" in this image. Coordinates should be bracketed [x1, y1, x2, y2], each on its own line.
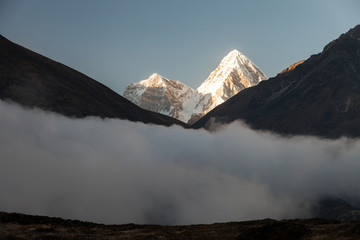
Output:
[193, 25, 360, 138]
[312, 196, 360, 221]
[0, 35, 187, 127]
[124, 73, 202, 122]
[123, 50, 267, 124]
[1, 211, 360, 240]
[197, 49, 268, 115]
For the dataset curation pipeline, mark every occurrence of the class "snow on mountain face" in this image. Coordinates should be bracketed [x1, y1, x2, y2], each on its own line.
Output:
[123, 50, 267, 124]
[197, 50, 268, 115]
[123, 73, 201, 122]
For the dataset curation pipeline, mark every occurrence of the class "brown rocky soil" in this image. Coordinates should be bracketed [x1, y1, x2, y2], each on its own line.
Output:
[1, 212, 360, 240]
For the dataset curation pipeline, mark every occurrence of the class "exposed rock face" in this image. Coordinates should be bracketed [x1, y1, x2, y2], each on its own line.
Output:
[193, 25, 360, 138]
[124, 73, 201, 123]
[123, 50, 267, 123]
[0, 35, 187, 127]
[279, 60, 305, 75]
[197, 49, 268, 114]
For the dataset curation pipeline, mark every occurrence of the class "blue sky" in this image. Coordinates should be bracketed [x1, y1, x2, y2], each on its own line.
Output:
[1, 0, 359, 94]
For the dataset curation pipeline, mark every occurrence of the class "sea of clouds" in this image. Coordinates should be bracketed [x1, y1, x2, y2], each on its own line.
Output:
[0, 100, 359, 225]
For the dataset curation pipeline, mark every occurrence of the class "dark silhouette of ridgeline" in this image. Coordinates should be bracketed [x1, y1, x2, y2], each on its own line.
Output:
[193, 25, 360, 138]
[2, 24, 360, 138]
[0, 35, 188, 128]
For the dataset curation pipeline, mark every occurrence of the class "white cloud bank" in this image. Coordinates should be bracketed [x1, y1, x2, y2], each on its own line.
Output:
[0, 100, 359, 225]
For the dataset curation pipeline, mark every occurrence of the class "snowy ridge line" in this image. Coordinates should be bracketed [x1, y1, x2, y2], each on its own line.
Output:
[123, 49, 268, 123]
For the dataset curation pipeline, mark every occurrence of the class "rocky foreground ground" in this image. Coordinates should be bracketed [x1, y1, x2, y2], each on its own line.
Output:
[1, 212, 360, 240]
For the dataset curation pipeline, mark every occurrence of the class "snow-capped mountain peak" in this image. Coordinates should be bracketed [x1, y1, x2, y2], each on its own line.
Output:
[198, 49, 267, 94]
[138, 73, 167, 87]
[196, 49, 268, 114]
[220, 49, 248, 66]
[123, 50, 267, 124]
[124, 73, 200, 122]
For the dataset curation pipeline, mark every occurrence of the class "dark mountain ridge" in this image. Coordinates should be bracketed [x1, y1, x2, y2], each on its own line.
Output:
[0, 35, 187, 127]
[193, 25, 360, 138]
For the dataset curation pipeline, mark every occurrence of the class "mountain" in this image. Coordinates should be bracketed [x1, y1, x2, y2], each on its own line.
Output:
[123, 50, 267, 124]
[124, 73, 202, 123]
[0, 35, 187, 127]
[197, 49, 268, 114]
[193, 25, 360, 138]
[312, 195, 360, 221]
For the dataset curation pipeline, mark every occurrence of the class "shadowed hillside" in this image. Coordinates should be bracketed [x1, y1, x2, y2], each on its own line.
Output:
[0, 35, 187, 127]
[193, 25, 360, 138]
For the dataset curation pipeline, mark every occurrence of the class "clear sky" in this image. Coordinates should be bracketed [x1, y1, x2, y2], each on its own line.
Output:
[1, 0, 359, 94]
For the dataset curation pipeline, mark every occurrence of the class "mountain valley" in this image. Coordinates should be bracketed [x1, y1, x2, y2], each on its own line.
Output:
[1, 20, 360, 240]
